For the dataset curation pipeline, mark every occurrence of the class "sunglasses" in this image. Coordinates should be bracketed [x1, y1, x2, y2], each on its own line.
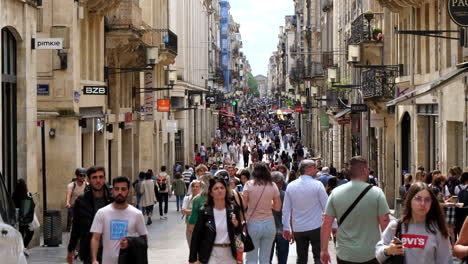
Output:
[413, 196, 432, 204]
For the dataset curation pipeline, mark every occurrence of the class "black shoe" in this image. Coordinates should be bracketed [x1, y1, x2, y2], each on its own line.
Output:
[147, 217, 152, 225]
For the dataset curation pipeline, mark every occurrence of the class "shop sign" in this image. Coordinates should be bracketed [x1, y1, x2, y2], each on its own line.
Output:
[351, 104, 368, 112]
[74, 90, 80, 103]
[125, 112, 133, 123]
[83, 86, 108, 95]
[32, 38, 63, 50]
[144, 72, 154, 120]
[37, 84, 49, 95]
[206, 95, 216, 106]
[337, 118, 351, 125]
[166, 120, 178, 133]
[448, 0, 468, 27]
[295, 106, 303, 112]
[157, 99, 170, 112]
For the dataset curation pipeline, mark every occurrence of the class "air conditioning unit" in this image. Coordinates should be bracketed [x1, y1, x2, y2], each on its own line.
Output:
[146, 47, 159, 66]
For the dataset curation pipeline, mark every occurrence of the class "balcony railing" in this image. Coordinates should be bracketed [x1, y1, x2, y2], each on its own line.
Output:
[361, 68, 398, 99]
[326, 89, 349, 108]
[348, 13, 383, 45]
[144, 29, 178, 55]
[289, 67, 304, 83]
[303, 62, 324, 79]
[80, 0, 121, 14]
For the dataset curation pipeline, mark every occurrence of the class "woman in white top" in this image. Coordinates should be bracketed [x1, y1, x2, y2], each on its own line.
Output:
[140, 172, 157, 225]
[189, 176, 242, 264]
[182, 180, 202, 246]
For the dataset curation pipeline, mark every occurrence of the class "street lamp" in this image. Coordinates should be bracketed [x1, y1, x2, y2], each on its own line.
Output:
[327, 67, 338, 83]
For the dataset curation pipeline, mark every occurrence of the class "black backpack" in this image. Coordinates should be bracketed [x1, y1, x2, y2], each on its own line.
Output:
[19, 195, 35, 226]
[458, 185, 468, 205]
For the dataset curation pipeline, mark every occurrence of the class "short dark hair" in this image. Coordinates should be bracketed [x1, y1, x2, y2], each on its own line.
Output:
[349, 156, 367, 179]
[87, 166, 105, 178]
[139, 171, 146, 180]
[113, 176, 130, 188]
[185, 165, 190, 169]
[161, 166, 167, 171]
[461, 172, 468, 184]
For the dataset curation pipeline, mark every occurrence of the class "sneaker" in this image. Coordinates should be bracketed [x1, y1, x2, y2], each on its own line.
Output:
[160, 216, 165, 220]
[163, 216, 168, 219]
[147, 217, 152, 225]
[23, 248, 30, 257]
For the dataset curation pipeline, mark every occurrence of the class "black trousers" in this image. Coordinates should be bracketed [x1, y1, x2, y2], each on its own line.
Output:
[158, 193, 169, 216]
[243, 155, 249, 167]
[337, 258, 379, 264]
[19, 225, 34, 248]
[294, 227, 321, 264]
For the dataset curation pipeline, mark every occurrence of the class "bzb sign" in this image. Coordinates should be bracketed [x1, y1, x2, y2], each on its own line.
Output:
[448, 0, 468, 27]
[83, 86, 108, 95]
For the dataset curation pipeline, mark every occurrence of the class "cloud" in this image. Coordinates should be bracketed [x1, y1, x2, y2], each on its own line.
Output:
[229, 0, 294, 76]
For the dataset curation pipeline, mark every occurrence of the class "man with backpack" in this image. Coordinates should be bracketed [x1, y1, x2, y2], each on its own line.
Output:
[455, 172, 468, 237]
[65, 168, 87, 231]
[157, 166, 171, 220]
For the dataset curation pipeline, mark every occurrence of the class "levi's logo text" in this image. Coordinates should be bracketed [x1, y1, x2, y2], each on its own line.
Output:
[110, 219, 128, 240]
[401, 234, 429, 249]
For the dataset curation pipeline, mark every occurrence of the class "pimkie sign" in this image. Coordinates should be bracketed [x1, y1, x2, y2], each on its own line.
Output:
[448, 0, 468, 27]
[157, 99, 170, 112]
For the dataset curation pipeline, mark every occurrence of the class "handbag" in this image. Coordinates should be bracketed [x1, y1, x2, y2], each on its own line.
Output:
[384, 220, 404, 264]
[236, 190, 255, 252]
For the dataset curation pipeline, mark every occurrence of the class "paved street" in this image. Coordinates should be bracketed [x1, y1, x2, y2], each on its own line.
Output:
[28, 197, 337, 263]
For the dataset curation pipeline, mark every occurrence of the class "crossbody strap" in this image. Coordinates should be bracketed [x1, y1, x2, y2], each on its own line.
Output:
[247, 184, 267, 222]
[338, 184, 373, 226]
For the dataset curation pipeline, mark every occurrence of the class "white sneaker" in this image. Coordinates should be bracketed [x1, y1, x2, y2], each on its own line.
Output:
[160, 216, 165, 220]
[163, 216, 168, 219]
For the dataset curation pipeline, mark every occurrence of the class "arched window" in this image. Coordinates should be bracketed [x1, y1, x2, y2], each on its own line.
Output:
[1, 27, 18, 194]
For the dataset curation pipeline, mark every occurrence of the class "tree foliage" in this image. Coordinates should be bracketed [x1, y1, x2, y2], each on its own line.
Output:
[247, 72, 260, 97]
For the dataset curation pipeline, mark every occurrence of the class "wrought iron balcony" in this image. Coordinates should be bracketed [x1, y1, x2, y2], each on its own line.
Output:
[361, 68, 398, 99]
[348, 13, 383, 45]
[326, 89, 349, 108]
[289, 67, 304, 84]
[303, 62, 324, 80]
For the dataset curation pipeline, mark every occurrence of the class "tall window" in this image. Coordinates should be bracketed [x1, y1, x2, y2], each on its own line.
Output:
[1, 28, 18, 194]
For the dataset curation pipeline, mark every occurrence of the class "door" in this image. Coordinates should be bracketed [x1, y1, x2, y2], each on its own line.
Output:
[1, 28, 18, 194]
[401, 112, 411, 183]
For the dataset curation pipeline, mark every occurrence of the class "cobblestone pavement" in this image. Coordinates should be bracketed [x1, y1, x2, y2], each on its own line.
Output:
[28, 197, 337, 264]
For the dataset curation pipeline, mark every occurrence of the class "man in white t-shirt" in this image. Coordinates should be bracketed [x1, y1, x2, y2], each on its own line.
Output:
[90, 176, 148, 264]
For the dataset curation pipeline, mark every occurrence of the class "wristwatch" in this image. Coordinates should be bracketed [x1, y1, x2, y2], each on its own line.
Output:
[383, 248, 390, 256]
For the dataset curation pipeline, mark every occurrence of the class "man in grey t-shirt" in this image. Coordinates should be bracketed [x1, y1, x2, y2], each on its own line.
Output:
[271, 171, 289, 264]
[320, 156, 390, 264]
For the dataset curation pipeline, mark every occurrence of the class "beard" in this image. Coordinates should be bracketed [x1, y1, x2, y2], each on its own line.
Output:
[115, 194, 127, 204]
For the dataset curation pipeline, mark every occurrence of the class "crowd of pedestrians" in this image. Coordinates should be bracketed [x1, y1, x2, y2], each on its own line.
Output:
[45, 101, 468, 264]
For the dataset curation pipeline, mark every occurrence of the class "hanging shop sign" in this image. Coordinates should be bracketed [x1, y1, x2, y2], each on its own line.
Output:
[166, 120, 178, 133]
[32, 38, 64, 50]
[157, 99, 171, 112]
[351, 104, 368, 112]
[83, 86, 108, 95]
[295, 106, 303, 112]
[144, 72, 155, 120]
[206, 95, 216, 106]
[448, 0, 468, 27]
[337, 118, 351, 125]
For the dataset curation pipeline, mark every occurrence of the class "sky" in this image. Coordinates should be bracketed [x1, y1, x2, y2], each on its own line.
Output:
[229, 0, 294, 77]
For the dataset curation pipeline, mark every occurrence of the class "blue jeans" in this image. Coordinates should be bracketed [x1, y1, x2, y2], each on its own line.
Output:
[246, 218, 276, 264]
[270, 232, 289, 264]
[176, 195, 184, 210]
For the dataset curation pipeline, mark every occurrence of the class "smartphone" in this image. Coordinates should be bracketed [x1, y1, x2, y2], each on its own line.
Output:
[393, 237, 402, 245]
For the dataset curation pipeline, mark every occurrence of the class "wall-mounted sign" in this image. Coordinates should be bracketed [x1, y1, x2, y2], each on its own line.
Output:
[157, 99, 170, 112]
[83, 86, 108, 95]
[448, 0, 468, 27]
[32, 38, 63, 50]
[125, 112, 133, 123]
[74, 90, 80, 103]
[351, 104, 368, 112]
[37, 84, 49, 95]
[295, 106, 303, 112]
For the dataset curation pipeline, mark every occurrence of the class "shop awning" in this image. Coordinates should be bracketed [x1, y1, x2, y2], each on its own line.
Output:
[79, 107, 104, 118]
[334, 108, 351, 119]
[387, 65, 468, 106]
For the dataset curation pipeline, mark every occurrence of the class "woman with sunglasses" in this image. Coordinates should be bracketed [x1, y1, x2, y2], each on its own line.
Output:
[376, 182, 452, 263]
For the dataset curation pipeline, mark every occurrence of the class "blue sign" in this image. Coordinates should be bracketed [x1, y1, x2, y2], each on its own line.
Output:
[37, 84, 49, 95]
[74, 90, 80, 103]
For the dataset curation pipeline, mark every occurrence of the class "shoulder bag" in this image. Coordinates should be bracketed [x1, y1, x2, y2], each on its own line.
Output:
[338, 184, 373, 226]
